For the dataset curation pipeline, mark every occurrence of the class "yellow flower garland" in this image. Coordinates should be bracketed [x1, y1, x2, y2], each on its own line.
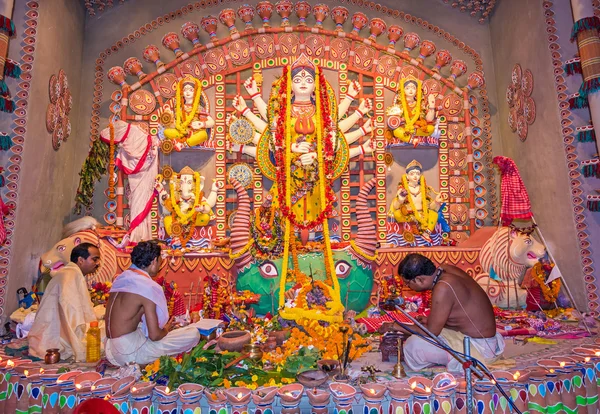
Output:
[175, 77, 203, 136]
[229, 239, 254, 260]
[399, 78, 423, 137]
[531, 262, 561, 303]
[169, 171, 202, 225]
[279, 65, 343, 324]
[349, 240, 378, 262]
[401, 174, 429, 229]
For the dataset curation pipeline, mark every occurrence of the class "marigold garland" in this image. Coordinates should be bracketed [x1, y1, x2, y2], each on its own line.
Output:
[349, 240, 378, 262]
[399, 78, 423, 138]
[229, 239, 254, 260]
[531, 262, 561, 303]
[175, 77, 203, 137]
[108, 122, 116, 200]
[401, 174, 429, 228]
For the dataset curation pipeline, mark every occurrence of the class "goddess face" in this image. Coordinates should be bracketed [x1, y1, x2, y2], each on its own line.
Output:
[182, 83, 195, 103]
[180, 174, 195, 199]
[292, 69, 315, 101]
[404, 81, 417, 100]
[406, 169, 421, 186]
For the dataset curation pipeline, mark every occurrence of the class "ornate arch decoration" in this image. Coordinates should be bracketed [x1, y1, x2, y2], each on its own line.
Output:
[84, 0, 495, 246]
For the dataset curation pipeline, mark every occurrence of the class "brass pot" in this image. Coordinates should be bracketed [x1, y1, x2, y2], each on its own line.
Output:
[242, 344, 264, 361]
[44, 349, 60, 364]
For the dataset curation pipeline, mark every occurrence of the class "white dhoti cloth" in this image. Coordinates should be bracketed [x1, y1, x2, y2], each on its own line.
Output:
[403, 328, 505, 372]
[105, 322, 202, 366]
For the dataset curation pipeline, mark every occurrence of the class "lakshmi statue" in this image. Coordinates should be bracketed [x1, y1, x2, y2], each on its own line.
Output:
[388, 160, 445, 243]
[230, 53, 374, 323]
[154, 166, 221, 244]
[386, 76, 438, 145]
[163, 76, 215, 150]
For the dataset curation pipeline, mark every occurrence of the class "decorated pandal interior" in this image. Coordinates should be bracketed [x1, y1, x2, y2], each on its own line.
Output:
[4, 0, 600, 413]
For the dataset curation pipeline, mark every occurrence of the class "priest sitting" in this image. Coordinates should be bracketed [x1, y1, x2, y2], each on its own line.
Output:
[28, 243, 101, 362]
[104, 240, 201, 366]
[386, 253, 505, 373]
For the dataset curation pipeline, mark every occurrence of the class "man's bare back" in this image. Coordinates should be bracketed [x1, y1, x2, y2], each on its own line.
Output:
[431, 264, 496, 338]
[106, 290, 172, 341]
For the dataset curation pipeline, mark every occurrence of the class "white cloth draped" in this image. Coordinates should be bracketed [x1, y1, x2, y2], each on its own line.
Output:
[100, 120, 158, 242]
[28, 263, 97, 361]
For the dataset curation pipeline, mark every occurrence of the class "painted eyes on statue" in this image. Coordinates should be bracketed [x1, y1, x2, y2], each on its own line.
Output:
[335, 260, 352, 279]
[523, 238, 532, 245]
[292, 76, 314, 84]
[258, 261, 278, 279]
[57, 245, 66, 252]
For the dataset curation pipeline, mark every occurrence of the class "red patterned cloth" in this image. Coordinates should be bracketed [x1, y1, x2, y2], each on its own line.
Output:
[356, 311, 417, 333]
[493, 156, 533, 226]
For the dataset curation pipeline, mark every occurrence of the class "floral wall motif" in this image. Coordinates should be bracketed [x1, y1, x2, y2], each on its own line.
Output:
[442, 0, 498, 23]
[506, 64, 535, 141]
[46, 70, 73, 150]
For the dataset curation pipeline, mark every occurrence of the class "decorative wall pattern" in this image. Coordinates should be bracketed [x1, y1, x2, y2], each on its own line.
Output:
[46, 70, 73, 150]
[83, 0, 499, 233]
[506, 63, 536, 141]
[441, 0, 498, 24]
[542, 1, 598, 315]
[0, 1, 39, 316]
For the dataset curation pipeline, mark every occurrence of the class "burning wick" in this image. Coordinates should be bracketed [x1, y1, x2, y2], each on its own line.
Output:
[76, 384, 82, 389]
[165, 387, 170, 394]
[425, 387, 431, 393]
[132, 387, 137, 393]
[237, 392, 243, 399]
[24, 370, 29, 377]
[410, 382, 417, 389]
[595, 351, 600, 357]
[585, 357, 591, 363]
[513, 371, 521, 380]
[549, 369, 555, 373]
[39, 368, 44, 374]
[560, 362, 566, 367]
[91, 386, 96, 391]
[6, 360, 13, 368]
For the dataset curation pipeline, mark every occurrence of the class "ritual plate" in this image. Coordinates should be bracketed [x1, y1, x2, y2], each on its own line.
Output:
[521, 69, 534, 97]
[228, 118, 254, 144]
[511, 64, 522, 88]
[49, 74, 59, 104]
[228, 163, 253, 189]
[58, 69, 68, 95]
[524, 96, 536, 125]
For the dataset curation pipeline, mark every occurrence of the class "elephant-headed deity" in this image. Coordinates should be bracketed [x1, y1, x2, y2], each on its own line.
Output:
[154, 166, 222, 247]
[229, 178, 379, 322]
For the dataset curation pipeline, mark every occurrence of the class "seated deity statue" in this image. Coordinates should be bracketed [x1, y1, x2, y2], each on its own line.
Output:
[230, 53, 374, 237]
[154, 166, 221, 243]
[388, 160, 445, 243]
[386, 76, 438, 145]
[163, 76, 215, 150]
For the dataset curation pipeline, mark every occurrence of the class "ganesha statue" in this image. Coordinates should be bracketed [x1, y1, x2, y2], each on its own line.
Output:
[388, 160, 448, 246]
[154, 166, 221, 246]
[386, 76, 439, 146]
[163, 76, 215, 150]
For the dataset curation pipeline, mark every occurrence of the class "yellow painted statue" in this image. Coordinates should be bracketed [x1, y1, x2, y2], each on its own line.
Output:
[154, 166, 221, 241]
[386, 76, 437, 145]
[163, 76, 215, 150]
[389, 160, 444, 243]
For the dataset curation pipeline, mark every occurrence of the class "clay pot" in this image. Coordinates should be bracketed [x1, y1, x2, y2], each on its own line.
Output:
[218, 330, 251, 352]
[450, 59, 468, 80]
[331, 6, 349, 32]
[351, 12, 368, 34]
[90, 377, 117, 399]
[278, 383, 304, 414]
[56, 371, 82, 414]
[294, 1, 311, 26]
[252, 386, 278, 412]
[270, 329, 291, 346]
[155, 385, 178, 413]
[312, 4, 329, 28]
[256, 1, 274, 27]
[306, 388, 330, 414]
[181, 21, 201, 46]
[368, 18, 387, 40]
[237, 4, 255, 30]
[131, 382, 155, 413]
[178, 382, 204, 412]
[143, 44, 164, 68]
[225, 386, 252, 412]
[330, 382, 357, 413]
[296, 369, 328, 388]
[44, 349, 61, 364]
[435, 50, 453, 71]
[111, 375, 135, 397]
[387, 25, 404, 46]
[40, 370, 61, 414]
[360, 383, 386, 413]
[317, 359, 340, 376]
[161, 32, 183, 58]
[432, 373, 457, 414]
[204, 388, 228, 412]
[75, 371, 102, 404]
[275, 0, 293, 27]
[387, 381, 413, 414]
[218, 9, 238, 34]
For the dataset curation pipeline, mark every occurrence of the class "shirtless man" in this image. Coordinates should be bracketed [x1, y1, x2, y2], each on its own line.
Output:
[389, 253, 504, 372]
[104, 241, 201, 366]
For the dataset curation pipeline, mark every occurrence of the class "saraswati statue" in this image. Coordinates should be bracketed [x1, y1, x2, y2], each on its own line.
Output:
[230, 53, 374, 322]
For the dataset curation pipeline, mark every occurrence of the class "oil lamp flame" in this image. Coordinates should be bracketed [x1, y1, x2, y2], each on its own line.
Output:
[237, 392, 243, 399]
[410, 382, 417, 389]
[7, 360, 14, 367]
[370, 388, 375, 394]
[560, 362, 566, 367]
[585, 357, 591, 363]
[165, 387, 170, 394]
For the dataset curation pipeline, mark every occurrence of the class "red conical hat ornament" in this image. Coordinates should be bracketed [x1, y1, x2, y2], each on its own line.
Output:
[493, 155, 533, 226]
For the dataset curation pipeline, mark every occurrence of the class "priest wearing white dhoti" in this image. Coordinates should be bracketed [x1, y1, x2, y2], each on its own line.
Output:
[104, 241, 201, 366]
[28, 243, 101, 361]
